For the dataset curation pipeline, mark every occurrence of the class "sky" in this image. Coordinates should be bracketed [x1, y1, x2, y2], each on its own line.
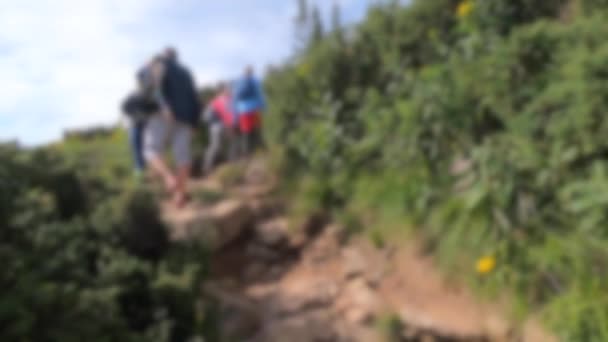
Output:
[0, 0, 373, 146]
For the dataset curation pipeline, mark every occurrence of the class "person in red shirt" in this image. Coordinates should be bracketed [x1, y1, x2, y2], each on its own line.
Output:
[201, 83, 236, 174]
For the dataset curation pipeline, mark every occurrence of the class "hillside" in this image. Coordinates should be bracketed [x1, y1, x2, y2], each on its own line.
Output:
[263, 0, 608, 340]
[4, 0, 608, 341]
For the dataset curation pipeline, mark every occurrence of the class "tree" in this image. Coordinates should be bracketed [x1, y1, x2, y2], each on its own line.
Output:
[331, 2, 345, 44]
[311, 6, 325, 44]
[295, 0, 310, 50]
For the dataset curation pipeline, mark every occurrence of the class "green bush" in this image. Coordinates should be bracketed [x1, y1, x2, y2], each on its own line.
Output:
[0, 136, 212, 341]
[265, 0, 608, 338]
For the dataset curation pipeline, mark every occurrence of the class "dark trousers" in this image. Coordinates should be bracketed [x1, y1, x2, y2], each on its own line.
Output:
[237, 128, 265, 157]
[129, 121, 146, 171]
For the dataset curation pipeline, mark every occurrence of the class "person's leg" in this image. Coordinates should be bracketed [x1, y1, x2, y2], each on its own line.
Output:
[144, 115, 176, 192]
[204, 123, 222, 174]
[256, 112, 266, 150]
[228, 128, 240, 161]
[134, 121, 146, 171]
[239, 113, 253, 156]
[172, 123, 193, 207]
[128, 122, 142, 173]
[250, 112, 265, 152]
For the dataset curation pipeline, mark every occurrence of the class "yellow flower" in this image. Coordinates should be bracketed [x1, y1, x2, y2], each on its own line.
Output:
[457, 0, 473, 18]
[476, 256, 496, 275]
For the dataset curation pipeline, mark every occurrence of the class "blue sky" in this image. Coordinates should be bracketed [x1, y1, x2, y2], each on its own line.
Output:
[0, 0, 372, 146]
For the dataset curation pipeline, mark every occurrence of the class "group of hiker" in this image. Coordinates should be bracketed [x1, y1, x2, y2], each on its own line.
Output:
[121, 47, 266, 208]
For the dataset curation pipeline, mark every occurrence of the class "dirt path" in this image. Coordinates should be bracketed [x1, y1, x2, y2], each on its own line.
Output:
[162, 158, 557, 342]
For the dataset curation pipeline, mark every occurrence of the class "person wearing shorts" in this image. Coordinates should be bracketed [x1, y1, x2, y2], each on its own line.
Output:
[144, 47, 200, 207]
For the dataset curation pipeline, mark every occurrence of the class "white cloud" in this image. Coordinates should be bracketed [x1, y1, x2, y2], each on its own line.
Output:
[0, 0, 371, 146]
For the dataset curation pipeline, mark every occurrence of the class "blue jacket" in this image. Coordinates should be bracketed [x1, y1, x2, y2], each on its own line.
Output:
[161, 59, 201, 126]
[232, 76, 265, 118]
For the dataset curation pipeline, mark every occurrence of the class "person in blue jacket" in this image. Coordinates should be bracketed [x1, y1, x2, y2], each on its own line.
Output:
[231, 66, 266, 156]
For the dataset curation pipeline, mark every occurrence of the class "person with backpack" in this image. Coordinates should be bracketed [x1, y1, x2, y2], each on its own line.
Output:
[201, 82, 236, 175]
[143, 47, 201, 208]
[121, 55, 163, 179]
[231, 65, 266, 156]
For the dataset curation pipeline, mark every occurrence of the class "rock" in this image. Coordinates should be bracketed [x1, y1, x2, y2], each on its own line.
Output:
[365, 267, 387, 289]
[222, 310, 260, 341]
[256, 312, 336, 342]
[256, 218, 289, 247]
[345, 306, 374, 325]
[307, 230, 340, 264]
[275, 279, 338, 316]
[335, 278, 380, 326]
[209, 199, 252, 246]
[288, 231, 309, 250]
[420, 333, 437, 342]
[204, 282, 259, 315]
[484, 314, 513, 341]
[164, 199, 252, 251]
[248, 198, 283, 220]
[402, 325, 420, 340]
[244, 159, 270, 185]
[246, 244, 281, 262]
[342, 248, 367, 280]
[268, 265, 285, 278]
[244, 262, 266, 281]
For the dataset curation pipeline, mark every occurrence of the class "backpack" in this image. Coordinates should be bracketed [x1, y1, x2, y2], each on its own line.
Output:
[137, 67, 157, 100]
[235, 77, 257, 100]
[122, 91, 159, 121]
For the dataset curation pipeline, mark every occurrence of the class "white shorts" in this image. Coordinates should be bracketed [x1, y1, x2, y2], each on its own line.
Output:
[143, 114, 192, 167]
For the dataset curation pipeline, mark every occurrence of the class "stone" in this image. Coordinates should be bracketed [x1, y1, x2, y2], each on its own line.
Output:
[275, 279, 338, 316]
[164, 199, 252, 251]
[484, 314, 513, 341]
[335, 278, 380, 326]
[246, 244, 281, 262]
[342, 248, 367, 280]
[209, 199, 252, 246]
[268, 265, 285, 279]
[255, 217, 289, 247]
[420, 333, 437, 342]
[345, 306, 374, 325]
[288, 231, 309, 250]
[244, 262, 266, 281]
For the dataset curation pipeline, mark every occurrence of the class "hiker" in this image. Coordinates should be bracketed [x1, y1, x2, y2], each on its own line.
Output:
[121, 56, 164, 179]
[232, 65, 266, 156]
[143, 47, 201, 207]
[201, 82, 237, 175]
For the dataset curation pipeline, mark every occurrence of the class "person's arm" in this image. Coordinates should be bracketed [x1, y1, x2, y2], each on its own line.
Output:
[255, 79, 266, 110]
[230, 80, 240, 127]
[201, 105, 214, 123]
[153, 62, 173, 121]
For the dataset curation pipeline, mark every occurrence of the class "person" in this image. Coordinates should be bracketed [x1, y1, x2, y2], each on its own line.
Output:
[201, 83, 236, 175]
[143, 47, 201, 207]
[121, 56, 163, 180]
[231, 65, 266, 156]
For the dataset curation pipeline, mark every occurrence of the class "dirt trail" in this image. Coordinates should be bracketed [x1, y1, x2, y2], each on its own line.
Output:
[162, 158, 557, 342]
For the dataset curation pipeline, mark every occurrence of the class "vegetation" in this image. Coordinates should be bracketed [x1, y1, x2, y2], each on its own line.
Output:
[265, 0, 608, 339]
[0, 131, 214, 341]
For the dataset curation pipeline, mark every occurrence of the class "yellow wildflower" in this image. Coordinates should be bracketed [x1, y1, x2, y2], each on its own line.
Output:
[457, 0, 473, 18]
[476, 256, 496, 275]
